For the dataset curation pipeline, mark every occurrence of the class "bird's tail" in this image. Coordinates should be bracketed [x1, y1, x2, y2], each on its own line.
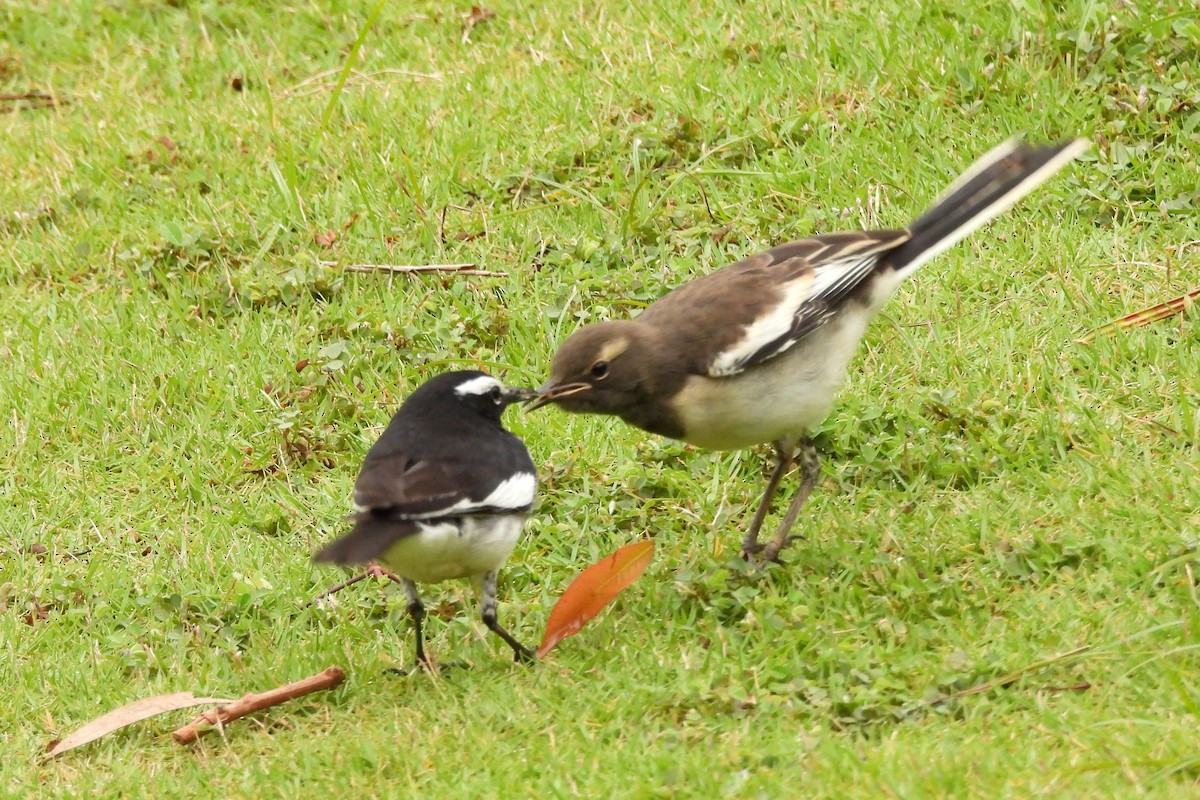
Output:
[313, 513, 417, 564]
[886, 138, 1089, 278]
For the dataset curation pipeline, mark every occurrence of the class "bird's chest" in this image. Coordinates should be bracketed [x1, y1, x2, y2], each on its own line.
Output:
[669, 313, 871, 450]
[382, 515, 526, 584]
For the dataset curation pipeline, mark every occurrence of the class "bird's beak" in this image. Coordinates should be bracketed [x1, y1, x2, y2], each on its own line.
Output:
[525, 381, 591, 411]
[501, 386, 538, 405]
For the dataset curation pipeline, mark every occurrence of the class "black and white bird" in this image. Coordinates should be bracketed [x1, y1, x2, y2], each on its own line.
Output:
[315, 370, 538, 666]
[530, 139, 1088, 564]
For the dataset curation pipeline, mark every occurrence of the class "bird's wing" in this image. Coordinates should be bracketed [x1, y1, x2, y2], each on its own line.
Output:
[312, 514, 421, 564]
[351, 444, 537, 519]
[315, 440, 536, 566]
[640, 230, 910, 377]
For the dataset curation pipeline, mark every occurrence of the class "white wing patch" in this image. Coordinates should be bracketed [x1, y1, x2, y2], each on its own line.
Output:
[709, 274, 815, 377]
[808, 254, 878, 301]
[476, 471, 537, 510]
[358, 471, 535, 519]
[709, 253, 884, 377]
[454, 375, 504, 397]
[431, 471, 536, 516]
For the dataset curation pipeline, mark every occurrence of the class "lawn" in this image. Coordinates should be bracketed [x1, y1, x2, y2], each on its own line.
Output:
[2, 0, 1198, 796]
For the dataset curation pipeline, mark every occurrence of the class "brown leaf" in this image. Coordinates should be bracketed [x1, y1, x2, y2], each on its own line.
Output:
[537, 539, 654, 658]
[711, 224, 734, 244]
[22, 601, 49, 626]
[45, 693, 231, 760]
[315, 230, 338, 248]
[462, 6, 496, 41]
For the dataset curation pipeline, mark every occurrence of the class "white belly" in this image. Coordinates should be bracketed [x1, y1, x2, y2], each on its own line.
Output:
[670, 311, 872, 451]
[381, 515, 525, 585]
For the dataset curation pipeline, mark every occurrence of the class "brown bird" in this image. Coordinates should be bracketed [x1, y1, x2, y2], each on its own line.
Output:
[529, 139, 1088, 564]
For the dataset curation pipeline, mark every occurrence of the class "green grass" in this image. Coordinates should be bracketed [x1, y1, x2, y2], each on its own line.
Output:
[2, 0, 1198, 796]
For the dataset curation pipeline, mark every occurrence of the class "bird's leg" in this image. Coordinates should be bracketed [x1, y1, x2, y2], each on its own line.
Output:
[402, 579, 434, 671]
[478, 570, 535, 663]
[740, 441, 794, 559]
[760, 438, 820, 564]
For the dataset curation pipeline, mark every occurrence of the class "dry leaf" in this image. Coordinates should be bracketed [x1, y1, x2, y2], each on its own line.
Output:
[537, 539, 655, 658]
[462, 6, 496, 42]
[315, 230, 338, 248]
[45, 693, 231, 760]
[1079, 287, 1200, 343]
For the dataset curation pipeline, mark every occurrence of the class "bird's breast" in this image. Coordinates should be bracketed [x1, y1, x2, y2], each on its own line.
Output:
[670, 311, 873, 450]
[380, 514, 526, 584]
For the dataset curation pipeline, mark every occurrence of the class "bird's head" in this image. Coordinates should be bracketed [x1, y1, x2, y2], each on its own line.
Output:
[527, 320, 654, 416]
[409, 371, 534, 422]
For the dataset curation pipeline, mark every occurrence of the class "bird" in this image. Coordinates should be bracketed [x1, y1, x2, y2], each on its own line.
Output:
[528, 138, 1088, 564]
[314, 370, 538, 667]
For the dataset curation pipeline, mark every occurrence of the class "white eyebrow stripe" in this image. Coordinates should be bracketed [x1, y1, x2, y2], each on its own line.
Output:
[454, 375, 503, 396]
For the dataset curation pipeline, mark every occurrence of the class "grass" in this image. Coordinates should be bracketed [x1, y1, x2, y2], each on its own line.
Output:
[2, 0, 1198, 796]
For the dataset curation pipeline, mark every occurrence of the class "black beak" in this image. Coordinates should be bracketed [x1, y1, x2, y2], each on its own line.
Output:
[502, 386, 538, 405]
[525, 381, 591, 412]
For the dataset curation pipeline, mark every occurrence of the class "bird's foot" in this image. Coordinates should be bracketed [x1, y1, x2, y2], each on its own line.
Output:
[739, 541, 765, 561]
[741, 535, 802, 567]
[512, 645, 537, 664]
[385, 657, 467, 677]
[739, 531, 770, 562]
[365, 563, 401, 582]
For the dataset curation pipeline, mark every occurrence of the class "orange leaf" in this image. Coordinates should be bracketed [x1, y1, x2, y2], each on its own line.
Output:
[537, 539, 654, 658]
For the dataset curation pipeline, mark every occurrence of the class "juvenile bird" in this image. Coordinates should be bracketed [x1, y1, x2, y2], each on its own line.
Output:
[530, 139, 1088, 564]
[315, 370, 538, 666]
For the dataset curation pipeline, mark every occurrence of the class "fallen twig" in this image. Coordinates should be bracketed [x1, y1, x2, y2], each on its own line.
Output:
[0, 92, 61, 113]
[313, 563, 402, 605]
[280, 68, 442, 98]
[1039, 682, 1092, 693]
[321, 260, 508, 277]
[921, 645, 1093, 709]
[172, 666, 346, 744]
[1078, 287, 1200, 343]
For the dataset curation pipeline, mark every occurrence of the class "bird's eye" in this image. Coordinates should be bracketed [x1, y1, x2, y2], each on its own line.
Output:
[590, 360, 609, 379]
[489, 385, 504, 404]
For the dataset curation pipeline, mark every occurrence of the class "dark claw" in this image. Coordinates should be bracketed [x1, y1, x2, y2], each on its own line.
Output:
[385, 659, 468, 676]
[742, 535, 802, 566]
[740, 542, 765, 561]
